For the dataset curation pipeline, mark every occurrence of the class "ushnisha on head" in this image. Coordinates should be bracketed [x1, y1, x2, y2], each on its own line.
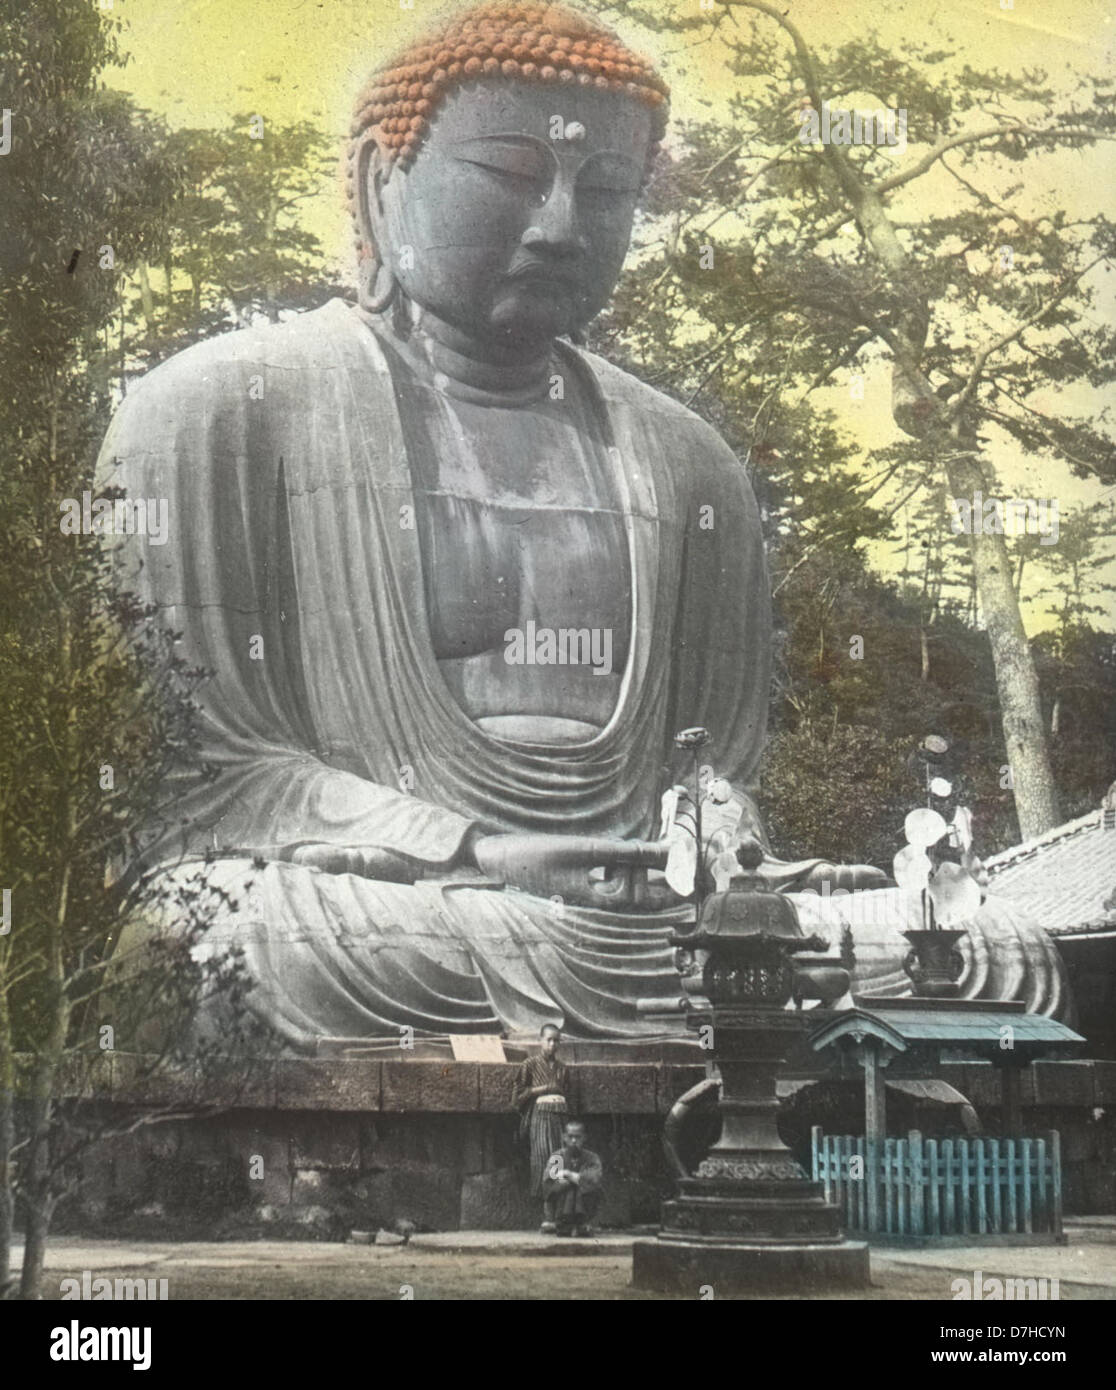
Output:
[348, 1, 668, 184]
[347, 1, 670, 347]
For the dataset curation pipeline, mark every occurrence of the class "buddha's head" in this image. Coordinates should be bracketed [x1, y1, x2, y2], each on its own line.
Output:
[349, 2, 669, 354]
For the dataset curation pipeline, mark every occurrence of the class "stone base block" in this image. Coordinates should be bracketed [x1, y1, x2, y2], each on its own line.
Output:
[631, 1236, 870, 1295]
[460, 1169, 536, 1229]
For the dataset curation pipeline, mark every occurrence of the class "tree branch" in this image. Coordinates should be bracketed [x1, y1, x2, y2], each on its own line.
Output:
[951, 255, 1109, 417]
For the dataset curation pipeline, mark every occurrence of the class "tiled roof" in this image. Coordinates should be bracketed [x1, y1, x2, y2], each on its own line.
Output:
[985, 809, 1116, 937]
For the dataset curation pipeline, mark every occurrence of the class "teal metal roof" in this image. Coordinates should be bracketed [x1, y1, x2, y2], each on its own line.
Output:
[809, 1006, 1083, 1057]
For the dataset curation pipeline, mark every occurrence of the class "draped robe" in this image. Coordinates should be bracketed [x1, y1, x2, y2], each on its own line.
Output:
[97, 299, 1070, 1048]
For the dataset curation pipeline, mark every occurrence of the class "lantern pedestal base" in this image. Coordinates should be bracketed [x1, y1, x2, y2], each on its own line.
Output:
[632, 1173, 870, 1294]
[631, 1234, 869, 1295]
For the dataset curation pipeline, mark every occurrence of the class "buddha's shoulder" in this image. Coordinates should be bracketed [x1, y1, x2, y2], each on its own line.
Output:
[568, 345, 743, 465]
[123, 300, 372, 408]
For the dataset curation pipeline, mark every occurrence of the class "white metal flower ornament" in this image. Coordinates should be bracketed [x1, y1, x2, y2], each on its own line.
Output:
[893, 739, 988, 929]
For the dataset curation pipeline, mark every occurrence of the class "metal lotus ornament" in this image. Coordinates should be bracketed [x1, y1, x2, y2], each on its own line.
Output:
[892, 842, 932, 896]
[927, 861, 983, 927]
[903, 807, 948, 849]
[891, 736, 988, 997]
[666, 727, 714, 906]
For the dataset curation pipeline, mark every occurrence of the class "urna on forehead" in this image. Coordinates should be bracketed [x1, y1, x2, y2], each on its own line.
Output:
[348, 0, 670, 175]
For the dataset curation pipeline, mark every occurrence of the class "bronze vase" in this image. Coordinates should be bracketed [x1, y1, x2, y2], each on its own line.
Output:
[901, 928, 967, 999]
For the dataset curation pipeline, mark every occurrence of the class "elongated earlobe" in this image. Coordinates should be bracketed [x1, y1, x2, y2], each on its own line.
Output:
[355, 139, 399, 315]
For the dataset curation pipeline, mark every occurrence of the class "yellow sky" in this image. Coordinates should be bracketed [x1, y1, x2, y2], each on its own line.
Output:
[104, 0, 1116, 123]
[103, 0, 1116, 630]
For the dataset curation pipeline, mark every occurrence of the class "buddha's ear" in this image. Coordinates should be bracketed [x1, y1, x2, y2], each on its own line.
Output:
[353, 134, 386, 260]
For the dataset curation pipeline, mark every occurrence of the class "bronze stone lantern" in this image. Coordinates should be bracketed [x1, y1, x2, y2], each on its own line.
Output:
[632, 732, 870, 1294]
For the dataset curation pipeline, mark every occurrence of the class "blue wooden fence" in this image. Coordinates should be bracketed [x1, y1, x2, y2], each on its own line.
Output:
[811, 1128, 1062, 1238]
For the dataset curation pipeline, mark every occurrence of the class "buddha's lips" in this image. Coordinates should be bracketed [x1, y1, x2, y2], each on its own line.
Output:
[505, 262, 582, 293]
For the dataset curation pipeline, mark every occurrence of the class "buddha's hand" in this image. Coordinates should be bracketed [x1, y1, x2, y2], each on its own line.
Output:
[282, 843, 418, 883]
[794, 862, 891, 893]
[751, 857, 893, 894]
[467, 832, 684, 911]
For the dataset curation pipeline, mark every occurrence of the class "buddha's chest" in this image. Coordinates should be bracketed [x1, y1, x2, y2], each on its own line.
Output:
[414, 493, 629, 658]
[402, 392, 633, 663]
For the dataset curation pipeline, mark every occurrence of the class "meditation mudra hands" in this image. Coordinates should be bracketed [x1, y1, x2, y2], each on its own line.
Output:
[280, 794, 889, 909]
[467, 829, 677, 910]
[279, 830, 676, 907]
[464, 803, 891, 906]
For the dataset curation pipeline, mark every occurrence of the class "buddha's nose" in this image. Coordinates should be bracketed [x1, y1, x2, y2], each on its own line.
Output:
[521, 180, 587, 258]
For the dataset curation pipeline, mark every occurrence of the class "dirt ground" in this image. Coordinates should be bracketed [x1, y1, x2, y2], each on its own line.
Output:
[17, 1226, 1116, 1300]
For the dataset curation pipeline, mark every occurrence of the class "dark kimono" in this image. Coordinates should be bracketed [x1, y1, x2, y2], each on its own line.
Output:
[512, 1054, 571, 1196]
[543, 1144, 603, 1230]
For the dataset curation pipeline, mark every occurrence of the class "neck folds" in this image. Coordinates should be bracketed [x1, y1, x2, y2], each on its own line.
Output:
[364, 300, 553, 408]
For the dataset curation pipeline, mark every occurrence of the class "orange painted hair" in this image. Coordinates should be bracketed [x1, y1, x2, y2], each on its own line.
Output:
[347, 1, 669, 252]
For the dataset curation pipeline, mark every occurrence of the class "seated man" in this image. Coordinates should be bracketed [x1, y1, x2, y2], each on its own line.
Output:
[98, 1, 1069, 1049]
[542, 1120, 602, 1237]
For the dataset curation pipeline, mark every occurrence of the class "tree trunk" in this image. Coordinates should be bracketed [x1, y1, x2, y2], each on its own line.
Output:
[0, 986, 14, 1299]
[137, 263, 156, 333]
[20, 596, 77, 1299]
[943, 446, 1059, 840]
[18, 1090, 55, 1300]
[264, 194, 281, 321]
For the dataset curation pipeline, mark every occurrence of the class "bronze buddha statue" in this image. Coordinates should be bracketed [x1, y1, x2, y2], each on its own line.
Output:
[98, 1, 1068, 1047]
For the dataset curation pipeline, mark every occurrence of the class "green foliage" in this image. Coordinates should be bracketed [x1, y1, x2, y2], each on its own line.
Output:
[126, 117, 343, 362]
[586, 1, 1115, 856]
[0, 0, 243, 1054]
[0, 0, 269, 1299]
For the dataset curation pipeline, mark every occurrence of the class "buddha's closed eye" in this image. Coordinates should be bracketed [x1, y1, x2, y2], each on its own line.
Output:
[449, 140, 640, 202]
[452, 139, 550, 178]
[453, 151, 551, 207]
[576, 153, 642, 199]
